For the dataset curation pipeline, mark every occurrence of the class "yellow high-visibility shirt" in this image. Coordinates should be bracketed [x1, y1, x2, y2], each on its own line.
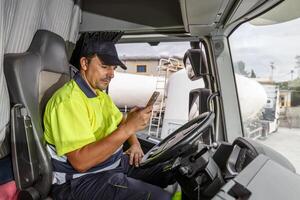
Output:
[44, 78, 122, 156]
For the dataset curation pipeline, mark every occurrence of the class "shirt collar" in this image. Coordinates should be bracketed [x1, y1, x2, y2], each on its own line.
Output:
[73, 72, 97, 98]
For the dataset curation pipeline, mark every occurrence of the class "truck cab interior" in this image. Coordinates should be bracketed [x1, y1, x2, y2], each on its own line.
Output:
[1, 0, 300, 200]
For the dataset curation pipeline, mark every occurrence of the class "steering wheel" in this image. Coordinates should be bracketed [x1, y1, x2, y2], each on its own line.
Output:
[140, 111, 215, 168]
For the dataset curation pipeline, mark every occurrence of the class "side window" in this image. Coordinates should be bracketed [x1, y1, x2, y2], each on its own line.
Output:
[230, 19, 300, 173]
[136, 65, 147, 73]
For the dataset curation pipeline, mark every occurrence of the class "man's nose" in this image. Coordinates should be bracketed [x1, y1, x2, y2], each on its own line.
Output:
[108, 67, 114, 78]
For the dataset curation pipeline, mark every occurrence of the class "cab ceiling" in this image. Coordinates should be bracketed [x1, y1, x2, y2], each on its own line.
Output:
[80, 0, 231, 35]
[81, 0, 184, 34]
[80, 0, 284, 39]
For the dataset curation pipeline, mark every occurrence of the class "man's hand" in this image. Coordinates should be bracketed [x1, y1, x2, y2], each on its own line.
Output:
[123, 106, 153, 134]
[122, 106, 152, 167]
[125, 143, 144, 167]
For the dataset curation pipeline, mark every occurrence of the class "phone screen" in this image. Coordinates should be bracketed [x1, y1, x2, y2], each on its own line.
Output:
[146, 91, 160, 106]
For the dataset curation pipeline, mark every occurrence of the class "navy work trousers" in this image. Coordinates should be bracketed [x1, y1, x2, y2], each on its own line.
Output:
[51, 154, 175, 200]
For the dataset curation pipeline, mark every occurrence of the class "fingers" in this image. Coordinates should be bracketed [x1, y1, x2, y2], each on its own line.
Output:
[140, 107, 153, 123]
[139, 152, 144, 164]
[129, 151, 134, 165]
[133, 152, 144, 167]
[127, 151, 144, 167]
[137, 108, 152, 124]
[129, 106, 140, 113]
[134, 153, 139, 167]
[142, 105, 153, 113]
[125, 106, 152, 132]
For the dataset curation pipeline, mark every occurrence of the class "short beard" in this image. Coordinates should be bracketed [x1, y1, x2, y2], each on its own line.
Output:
[97, 82, 108, 91]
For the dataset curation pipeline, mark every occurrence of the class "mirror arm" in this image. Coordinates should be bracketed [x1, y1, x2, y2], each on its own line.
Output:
[206, 92, 220, 111]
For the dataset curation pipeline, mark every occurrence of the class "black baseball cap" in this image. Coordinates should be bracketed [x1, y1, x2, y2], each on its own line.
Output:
[70, 32, 127, 70]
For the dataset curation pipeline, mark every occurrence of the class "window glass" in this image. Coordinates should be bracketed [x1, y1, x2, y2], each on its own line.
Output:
[230, 18, 300, 173]
[136, 65, 147, 72]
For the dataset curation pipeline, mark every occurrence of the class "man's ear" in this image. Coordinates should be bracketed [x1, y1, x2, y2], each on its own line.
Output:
[79, 57, 88, 70]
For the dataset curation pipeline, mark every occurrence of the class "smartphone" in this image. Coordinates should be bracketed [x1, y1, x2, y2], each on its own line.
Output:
[146, 91, 160, 107]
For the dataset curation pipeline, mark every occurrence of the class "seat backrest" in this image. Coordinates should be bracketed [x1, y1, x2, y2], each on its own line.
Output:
[4, 30, 71, 199]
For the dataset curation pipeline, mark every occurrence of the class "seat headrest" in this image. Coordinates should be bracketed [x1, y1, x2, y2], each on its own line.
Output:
[28, 30, 69, 74]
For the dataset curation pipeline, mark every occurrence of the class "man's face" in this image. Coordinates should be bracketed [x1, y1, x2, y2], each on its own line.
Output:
[81, 55, 116, 91]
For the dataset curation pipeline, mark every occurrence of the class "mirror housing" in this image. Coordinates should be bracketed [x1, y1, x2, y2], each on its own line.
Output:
[183, 49, 207, 80]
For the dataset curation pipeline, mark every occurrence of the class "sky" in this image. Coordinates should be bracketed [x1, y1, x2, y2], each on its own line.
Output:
[116, 18, 300, 82]
[230, 17, 300, 82]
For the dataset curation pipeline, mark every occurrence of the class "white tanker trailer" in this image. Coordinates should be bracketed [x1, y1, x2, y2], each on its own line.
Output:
[109, 69, 267, 138]
[109, 72, 165, 108]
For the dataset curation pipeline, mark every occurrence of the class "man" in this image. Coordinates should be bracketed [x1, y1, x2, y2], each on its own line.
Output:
[43, 33, 174, 200]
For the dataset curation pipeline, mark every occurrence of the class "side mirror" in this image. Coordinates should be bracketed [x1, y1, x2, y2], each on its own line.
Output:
[183, 49, 208, 80]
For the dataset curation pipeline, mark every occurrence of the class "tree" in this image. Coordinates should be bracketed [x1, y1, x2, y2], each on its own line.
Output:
[234, 61, 249, 76]
[250, 69, 257, 78]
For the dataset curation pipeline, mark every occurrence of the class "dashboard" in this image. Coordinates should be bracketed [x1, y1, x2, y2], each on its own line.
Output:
[226, 137, 295, 177]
